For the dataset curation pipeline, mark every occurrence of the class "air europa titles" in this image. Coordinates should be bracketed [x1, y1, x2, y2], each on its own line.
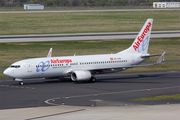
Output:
[50, 59, 72, 63]
[133, 22, 152, 51]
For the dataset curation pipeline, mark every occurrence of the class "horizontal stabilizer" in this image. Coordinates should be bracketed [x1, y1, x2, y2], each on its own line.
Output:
[141, 52, 173, 58]
[133, 52, 165, 67]
[154, 51, 165, 65]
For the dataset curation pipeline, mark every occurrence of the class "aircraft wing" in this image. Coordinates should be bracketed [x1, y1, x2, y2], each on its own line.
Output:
[83, 64, 132, 75]
[133, 52, 165, 67]
[65, 66, 131, 75]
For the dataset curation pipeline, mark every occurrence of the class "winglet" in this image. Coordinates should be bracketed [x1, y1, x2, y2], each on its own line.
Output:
[154, 51, 165, 65]
[47, 48, 52, 57]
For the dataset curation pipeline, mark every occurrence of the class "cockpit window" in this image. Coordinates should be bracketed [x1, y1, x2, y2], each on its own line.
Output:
[10, 65, 21, 68]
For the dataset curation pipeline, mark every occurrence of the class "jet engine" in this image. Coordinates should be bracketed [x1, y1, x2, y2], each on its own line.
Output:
[71, 70, 92, 81]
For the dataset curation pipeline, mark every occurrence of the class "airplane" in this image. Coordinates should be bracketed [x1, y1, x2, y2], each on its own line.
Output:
[3, 18, 166, 85]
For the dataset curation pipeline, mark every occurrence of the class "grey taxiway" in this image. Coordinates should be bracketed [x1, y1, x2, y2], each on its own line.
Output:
[0, 31, 180, 43]
[0, 70, 179, 109]
[0, 70, 180, 120]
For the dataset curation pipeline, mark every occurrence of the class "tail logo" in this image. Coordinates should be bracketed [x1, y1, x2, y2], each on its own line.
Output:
[138, 36, 149, 53]
[133, 22, 152, 51]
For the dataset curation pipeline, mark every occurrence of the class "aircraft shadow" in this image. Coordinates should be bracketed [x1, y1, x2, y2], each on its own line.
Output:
[95, 73, 165, 84]
[9, 73, 165, 85]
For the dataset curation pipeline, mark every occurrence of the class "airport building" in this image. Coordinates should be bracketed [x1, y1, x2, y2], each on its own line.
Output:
[24, 4, 44, 10]
[153, 2, 180, 8]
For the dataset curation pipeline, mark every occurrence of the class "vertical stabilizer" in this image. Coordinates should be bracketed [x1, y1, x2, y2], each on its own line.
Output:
[118, 19, 153, 54]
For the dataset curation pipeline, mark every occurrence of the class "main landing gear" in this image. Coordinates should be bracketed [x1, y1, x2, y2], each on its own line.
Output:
[89, 77, 96, 83]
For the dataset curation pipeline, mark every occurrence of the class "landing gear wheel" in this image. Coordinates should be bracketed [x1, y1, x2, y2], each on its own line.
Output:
[89, 77, 96, 83]
[19, 82, 24, 85]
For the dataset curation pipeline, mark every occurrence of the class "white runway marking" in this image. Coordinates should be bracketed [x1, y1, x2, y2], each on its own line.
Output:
[45, 85, 180, 106]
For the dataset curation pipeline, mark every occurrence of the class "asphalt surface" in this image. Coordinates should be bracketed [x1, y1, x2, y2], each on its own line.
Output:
[0, 8, 180, 13]
[1, 31, 180, 39]
[0, 70, 179, 110]
[1, 31, 180, 43]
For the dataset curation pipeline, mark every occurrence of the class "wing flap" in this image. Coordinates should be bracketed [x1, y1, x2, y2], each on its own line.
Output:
[87, 66, 132, 74]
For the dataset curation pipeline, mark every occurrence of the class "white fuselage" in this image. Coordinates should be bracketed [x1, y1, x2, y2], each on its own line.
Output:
[3, 18, 153, 84]
[4, 53, 147, 79]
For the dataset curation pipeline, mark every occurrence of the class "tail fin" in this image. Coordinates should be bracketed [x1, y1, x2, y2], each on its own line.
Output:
[118, 18, 153, 54]
[47, 48, 52, 57]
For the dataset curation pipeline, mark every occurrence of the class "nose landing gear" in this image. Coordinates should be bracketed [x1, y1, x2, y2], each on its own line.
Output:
[19, 82, 24, 85]
[14, 78, 24, 85]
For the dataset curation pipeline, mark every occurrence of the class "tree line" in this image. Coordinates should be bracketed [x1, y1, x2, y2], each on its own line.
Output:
[0, 0, 179, 7]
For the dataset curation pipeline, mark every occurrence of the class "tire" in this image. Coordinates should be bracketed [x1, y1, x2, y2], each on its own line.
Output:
[89, 77, 96, 83]
[19, 82, 24, 85]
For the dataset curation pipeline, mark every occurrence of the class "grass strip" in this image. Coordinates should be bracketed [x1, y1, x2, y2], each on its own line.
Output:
[0, 37, 179, 68]
[0, 37, 180, 79]
[131, 94, 180, 101]
[0, 10, 180, 35]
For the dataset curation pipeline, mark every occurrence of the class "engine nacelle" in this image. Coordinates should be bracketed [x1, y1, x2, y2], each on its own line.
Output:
[71, 70, 92, 81]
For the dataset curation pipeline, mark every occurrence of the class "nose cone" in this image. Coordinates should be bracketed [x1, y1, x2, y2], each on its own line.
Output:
[3, 69, 7, 75]
[3, 68, 11, 77]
